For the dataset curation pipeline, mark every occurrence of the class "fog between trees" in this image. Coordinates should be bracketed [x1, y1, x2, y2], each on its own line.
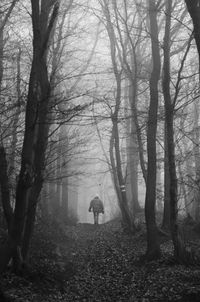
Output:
[0, 0, 200, 272]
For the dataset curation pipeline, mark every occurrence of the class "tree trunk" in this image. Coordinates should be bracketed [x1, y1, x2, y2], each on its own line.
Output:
[0, 27, 3, 90]
[0, 146, 13, 229]
[101, 0, 136, 233]
[62, 179, 68, 223]
[185, 0, 200, 225]
[163, 0, 188, 263]
[162, 123, 170, 230]
[192, 100, 200, 222]
[114, 118, 136, 233]
[156, 144, 163, 213]
[40, 182, 50, 218]
[0, 10, 14, 231]
[109, 125, 135, 233]
[185, 0, 200, 67]
[8, 47, 22, 203]
[22, 180, 42, 261]
[144, 0, 161, 260]
[0, 0, 59, 273]
[127, 83, 140, 214]
[129, 52, 147, 185]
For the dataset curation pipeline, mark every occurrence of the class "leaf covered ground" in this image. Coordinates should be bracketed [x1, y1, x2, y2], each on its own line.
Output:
[1, 218, 200, 301]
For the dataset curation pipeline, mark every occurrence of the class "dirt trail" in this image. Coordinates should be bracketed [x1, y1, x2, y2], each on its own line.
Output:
[53, 221, 200, 302]
[2, 220, 200, 301]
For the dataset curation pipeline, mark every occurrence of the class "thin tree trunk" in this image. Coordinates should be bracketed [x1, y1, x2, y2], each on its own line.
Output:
[0, 146, 13, 229]
[109, 124, 135, 233]
[113, 118, 136, 233]
[0, 0, 18, 32]
[62, 178, 68, 223]
[129, 51, 147, 185]
[162, 124, 170, 230]
[8, 47, 22, 206]
[144, 0, 161, 260]
[101, 0, 136, 233]
[127, 83, 140, 214]
[0, 26, 13, 229]
[192, 100, 200, 222]
[163, 0, 189, 263]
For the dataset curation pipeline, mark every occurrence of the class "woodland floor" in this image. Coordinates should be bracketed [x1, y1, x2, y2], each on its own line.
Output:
[1, 216, 200, 302]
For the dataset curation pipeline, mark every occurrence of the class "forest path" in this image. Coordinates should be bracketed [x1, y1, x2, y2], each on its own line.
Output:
[53, 220, 146, 301]
[50, 220, 200, 302]
[2, 220, 200, 301]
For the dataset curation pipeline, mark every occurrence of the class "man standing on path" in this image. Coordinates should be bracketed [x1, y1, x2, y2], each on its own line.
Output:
[88, 195, 104, 225]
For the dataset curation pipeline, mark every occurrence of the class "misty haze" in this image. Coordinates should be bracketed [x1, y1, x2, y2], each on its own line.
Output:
[0, 1, 200, 301]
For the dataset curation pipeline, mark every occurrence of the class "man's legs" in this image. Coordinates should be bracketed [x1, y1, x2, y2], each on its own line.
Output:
[93, 212, 99, 225]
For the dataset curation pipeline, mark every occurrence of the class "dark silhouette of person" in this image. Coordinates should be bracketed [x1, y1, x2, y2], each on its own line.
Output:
[88, 195, 104, 225]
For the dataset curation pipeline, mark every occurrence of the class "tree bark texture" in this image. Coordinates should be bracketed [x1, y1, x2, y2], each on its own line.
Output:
[0, 0, 59, 273]
[127, 84, 140, 213]
[109, 124, 135, 233]
[185, 0, 200, 67]
[185, 0, 200, 224]
[144, 0, 161, 260]
[0, 146, 13, 228]
[8, 47, 22, 206]
[0, 4, 17, 231]
[163, 0, 189, 263]
[162, 124, 170, 230]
